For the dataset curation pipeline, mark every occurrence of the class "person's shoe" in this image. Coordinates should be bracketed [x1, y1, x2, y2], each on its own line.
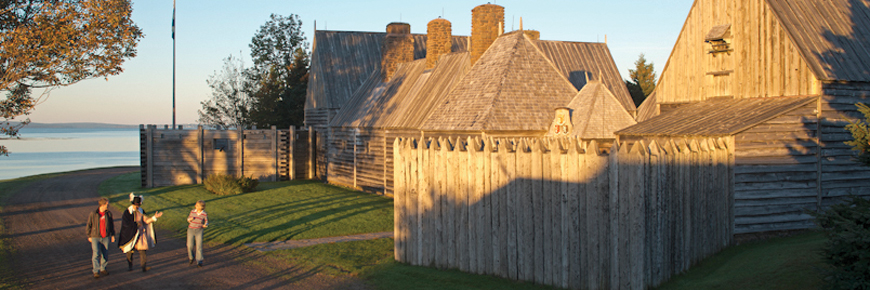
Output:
[189, 259, 194, 265]
[197, 261, 203, 267]
[100, 270, 108, 276]
[142, 266, 151, 272]
[93, 272, 100, 279]
[127, 261, 133, 271]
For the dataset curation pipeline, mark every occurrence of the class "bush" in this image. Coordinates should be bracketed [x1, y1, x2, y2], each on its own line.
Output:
[203, 174, 259, 195]
[812, 196, 870, 290]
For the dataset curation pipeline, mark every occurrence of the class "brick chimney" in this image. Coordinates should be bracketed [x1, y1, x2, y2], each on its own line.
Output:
[470, 3, 504, 66]
[382, 22, 414, 82]
[426, 17, 452, 70]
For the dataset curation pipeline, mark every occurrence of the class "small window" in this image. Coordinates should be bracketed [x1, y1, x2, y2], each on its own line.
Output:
[214, 138, 229, 151]
[705, 24, 732, 54]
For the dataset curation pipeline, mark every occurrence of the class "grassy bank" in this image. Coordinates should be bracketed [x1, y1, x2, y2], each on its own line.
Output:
[654, 231, 827, 290]
[98, 172, 393, 244]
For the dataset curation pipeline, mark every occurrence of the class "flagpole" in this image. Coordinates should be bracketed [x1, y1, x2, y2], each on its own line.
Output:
[172, 0, 176, 129]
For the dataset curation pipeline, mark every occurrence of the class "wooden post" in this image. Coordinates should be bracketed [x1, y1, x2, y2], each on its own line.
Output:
[308, 127, 315, 180]
[393, 137, 405, 262]
[238, 127, 244, 177]
[146, 125, 154, 188]
[198, 125, 204, 184]
[270, 126, 277, 181]
[289, 126, 295, 180]
[353, 129, 358, 188]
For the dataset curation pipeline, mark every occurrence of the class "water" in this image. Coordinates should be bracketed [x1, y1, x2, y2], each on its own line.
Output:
[0, 127, 140, 180]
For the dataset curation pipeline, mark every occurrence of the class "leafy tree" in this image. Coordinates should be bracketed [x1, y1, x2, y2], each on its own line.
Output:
[0, 0, 143, 155]
[198, 55, 254, 129]
[625, 53, 657, 107]
[844, 103, 870, 166]
[247, 14, 309, 128]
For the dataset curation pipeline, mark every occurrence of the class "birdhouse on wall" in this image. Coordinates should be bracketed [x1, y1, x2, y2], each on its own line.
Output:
[705, 24, 732, 54]
[549, 107, 573, 136]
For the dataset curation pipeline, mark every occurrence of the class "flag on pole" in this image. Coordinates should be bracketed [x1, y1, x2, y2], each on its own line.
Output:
[172, 0, 176, 39]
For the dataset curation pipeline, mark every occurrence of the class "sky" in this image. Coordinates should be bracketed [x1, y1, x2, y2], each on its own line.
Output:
[25, 0, 695, 126]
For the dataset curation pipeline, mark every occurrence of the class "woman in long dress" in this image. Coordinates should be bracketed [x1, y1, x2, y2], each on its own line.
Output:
[117, 193, 162, 272]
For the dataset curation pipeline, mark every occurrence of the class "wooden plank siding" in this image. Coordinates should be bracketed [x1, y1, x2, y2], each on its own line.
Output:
[140, 126, 315, 187]
[394, 136, 734, 290]
[732, 102, 820, 233]
[819, 82, 870, 207]
[654, 0, 819, 107]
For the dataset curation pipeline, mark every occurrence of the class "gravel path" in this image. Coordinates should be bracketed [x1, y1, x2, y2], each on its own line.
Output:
[2, 167, 370, 290]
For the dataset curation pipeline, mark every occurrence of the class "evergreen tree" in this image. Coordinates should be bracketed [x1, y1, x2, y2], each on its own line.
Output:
[625, 54, 657, 107]
[247, 14, 309, 128]
[844, 103, 870, 166]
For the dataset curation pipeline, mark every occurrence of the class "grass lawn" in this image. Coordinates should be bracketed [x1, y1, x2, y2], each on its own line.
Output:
[99, 172, 393, 244]
[97, 172, 830, 290]
[654, 231, 828, 290]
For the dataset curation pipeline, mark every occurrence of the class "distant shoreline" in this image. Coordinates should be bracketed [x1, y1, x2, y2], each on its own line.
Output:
[17, 122, 199, 129]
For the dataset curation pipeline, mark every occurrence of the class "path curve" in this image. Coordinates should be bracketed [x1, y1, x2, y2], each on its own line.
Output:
[2, 167, 369, 290]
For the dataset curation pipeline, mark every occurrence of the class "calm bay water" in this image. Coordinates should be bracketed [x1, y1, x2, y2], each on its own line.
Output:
[0, 127, 140, 180]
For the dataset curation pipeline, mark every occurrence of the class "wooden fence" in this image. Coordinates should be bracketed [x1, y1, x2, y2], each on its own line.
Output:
[140, 125, 317, 188]
[393, 136, 734, 290]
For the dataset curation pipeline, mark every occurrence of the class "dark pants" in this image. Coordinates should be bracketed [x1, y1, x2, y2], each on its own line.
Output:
[126, 250, 147, 268]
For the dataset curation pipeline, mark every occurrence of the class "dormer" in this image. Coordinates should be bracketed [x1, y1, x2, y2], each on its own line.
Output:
[705, 24, 732, 54]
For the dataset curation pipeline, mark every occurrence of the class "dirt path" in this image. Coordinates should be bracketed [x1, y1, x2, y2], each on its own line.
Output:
[2, 167, 370, 290]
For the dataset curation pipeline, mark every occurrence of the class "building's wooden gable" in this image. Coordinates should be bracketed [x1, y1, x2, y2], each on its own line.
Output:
[655, 0, 819, 105]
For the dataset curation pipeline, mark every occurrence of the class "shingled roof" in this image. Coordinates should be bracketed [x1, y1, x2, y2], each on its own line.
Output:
[534, 40, 637, 115]
[420, 31, 580, 132]
[617, 96, 817, 137]
[305, 30, 469, 111]
[565, 81, 637, 139]
[766, 0, 870, 82]
[329, 53, 472, 129]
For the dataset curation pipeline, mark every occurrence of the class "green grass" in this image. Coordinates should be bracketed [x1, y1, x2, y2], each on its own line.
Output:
[98, 172, 394, 244]
[654, 231, 828, 290]
[266, 238, 559, 290]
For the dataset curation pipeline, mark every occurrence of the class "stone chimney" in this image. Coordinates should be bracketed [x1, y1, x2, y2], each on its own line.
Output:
[470, 3, 504, 66]
[426, 17, 452, 70]
[382, 22, 414, 82]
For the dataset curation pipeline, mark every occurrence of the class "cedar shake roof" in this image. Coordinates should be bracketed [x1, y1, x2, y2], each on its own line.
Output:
[305, 30, 469, 111]
[766, 0, 870, 82]
[420, 31, 580, 132]
[636, 91, 659, 122]
[565, 81, 637, 139]
[329, 53, 472, 129]
[534, 40, 637, 115]
[617, 96, 817, 137]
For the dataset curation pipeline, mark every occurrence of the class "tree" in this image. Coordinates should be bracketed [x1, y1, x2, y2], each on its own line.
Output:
[247, 14, 309, 128]
[198, 55, 254, 129]
[844, 103, 870, 166]
[625, 54, 657, 107]
[0, 0, 143, 155]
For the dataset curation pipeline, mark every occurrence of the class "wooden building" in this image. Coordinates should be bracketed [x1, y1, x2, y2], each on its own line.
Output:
[314, 4, 637, 194]
[622, 0, 870, 234]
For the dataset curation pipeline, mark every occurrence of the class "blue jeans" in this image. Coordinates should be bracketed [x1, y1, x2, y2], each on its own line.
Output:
[187, 228, 204, 262]
[91, 237, 110, 273]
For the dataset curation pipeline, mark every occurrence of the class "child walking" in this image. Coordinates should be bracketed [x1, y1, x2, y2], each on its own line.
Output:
[187, 200, 208, 267]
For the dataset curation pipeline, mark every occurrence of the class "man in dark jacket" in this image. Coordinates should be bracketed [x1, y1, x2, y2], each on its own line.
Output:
[86, 197, 115, 279]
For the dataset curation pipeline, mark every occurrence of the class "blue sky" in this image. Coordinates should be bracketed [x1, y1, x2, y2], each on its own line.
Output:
[27, 0, 694, 125]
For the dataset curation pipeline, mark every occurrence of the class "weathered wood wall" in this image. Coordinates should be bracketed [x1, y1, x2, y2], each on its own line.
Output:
[326, 127, 388, 193]
[820, 83, 870, 207]
[394, 136, 734, 290]
[733, 101, 820, 233]
[140, 125, 314, 188]
[656, 0, 819, 105]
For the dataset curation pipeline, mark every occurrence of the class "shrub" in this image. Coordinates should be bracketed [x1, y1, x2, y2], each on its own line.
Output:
[203, 174, 259, 195]
[812, 196, 870, 290]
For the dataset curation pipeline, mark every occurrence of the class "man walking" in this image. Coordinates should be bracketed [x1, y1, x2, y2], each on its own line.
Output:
[86, 197, 115, 278]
